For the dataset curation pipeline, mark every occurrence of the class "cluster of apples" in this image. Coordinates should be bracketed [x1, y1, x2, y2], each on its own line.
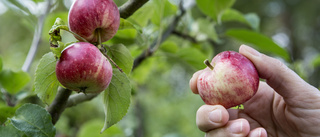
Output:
[55, 0, 120, 93]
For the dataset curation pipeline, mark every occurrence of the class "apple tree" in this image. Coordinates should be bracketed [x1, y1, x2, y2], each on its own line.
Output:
[0, 0, 319, 136]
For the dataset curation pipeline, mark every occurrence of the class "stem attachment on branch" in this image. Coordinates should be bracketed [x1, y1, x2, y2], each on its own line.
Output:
[204, 59, 214, 70]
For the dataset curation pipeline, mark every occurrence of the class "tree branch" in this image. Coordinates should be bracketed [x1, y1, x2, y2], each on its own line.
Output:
[47, 87, 72, 125]
[119, 0, 149, 19]
[66, 93, 99, 108]
[22, 0, 52, 72]
[132, 2, 186, 70]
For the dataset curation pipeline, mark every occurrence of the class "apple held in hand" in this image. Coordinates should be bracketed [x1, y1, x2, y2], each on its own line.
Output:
[197, 51, 259, 108]
[56, 42, 113, 93]
[68, 0, 120, 43]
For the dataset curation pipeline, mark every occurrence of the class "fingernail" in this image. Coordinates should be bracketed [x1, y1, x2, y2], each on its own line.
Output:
[241, 44, 260, 57]
[208, 109, 222, 123]
[228, 121, 243, 134]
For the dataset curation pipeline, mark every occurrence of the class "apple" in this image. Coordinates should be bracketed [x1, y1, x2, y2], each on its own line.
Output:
[56, 42, 113, 93]
[197, 51, 259, 108]
[68, 0, 120, 43]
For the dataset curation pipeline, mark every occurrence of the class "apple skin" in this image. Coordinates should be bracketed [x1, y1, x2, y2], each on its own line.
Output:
[197, 51, 259, 108]
[68, 0, 120, 43]
[56, 42, 113, 93]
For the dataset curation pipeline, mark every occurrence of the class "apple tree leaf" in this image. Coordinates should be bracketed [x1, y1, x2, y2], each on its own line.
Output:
[0, 123, 25, 137]
[106, 44, 134, 75]
[226, 29, 290, 61]
[196, 0, 236, 22]
[0, 69, 30, 94]
[34, 52, 60, 105]
[0, 103, 18, 124]
[176, 47, 207, 70]
[101, 69, 131, 132]
[9, 103, 56, 137]
[221, 9, 260, 31]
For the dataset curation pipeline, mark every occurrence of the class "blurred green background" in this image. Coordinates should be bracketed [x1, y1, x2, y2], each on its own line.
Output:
[0, 0, 320, 136]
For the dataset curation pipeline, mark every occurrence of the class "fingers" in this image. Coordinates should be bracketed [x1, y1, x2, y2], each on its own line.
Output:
[189, 70, 204, 94]
[239, 45, 318, 100]
[196, 105, 229, 132]
[205, 119, 252, 137]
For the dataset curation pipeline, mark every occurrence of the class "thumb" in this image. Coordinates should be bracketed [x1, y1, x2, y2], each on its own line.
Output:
[239, 45, 318, 102]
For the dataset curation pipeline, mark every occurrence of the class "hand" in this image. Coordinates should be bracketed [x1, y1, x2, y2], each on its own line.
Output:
[190, 45, 320, 137]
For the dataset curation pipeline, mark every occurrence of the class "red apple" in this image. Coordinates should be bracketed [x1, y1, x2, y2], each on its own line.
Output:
[197, 51, 259, 108]
[56, 42, 113, 93]
[68, 0, 120, 43]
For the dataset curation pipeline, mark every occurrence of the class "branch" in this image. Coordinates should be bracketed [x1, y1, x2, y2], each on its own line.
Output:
[172, 30, 220, 47]
[132, 2, 186, 70]
[22, 0, 52, 72]
[66, 93, 99, 108]
[119, 0, 149, 19]
[47, 87, 72, 125]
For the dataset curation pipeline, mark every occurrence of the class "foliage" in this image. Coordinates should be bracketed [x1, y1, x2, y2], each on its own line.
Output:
[1, 0, 319, 136]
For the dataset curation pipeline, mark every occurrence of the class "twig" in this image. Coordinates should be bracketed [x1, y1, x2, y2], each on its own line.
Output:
[47, 87, 72, 125]
[22, 0, 52, 72]
[132, 2, 186, 70]
[119, 0, 149, 19]
[66, 93, 99, 108]
[172, 30, 220, 47]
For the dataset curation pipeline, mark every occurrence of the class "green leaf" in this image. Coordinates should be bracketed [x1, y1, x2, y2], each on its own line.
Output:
[244, 13, 260, 31]
[226, 29, 290, 61]
[101, 69, 131, 132]
[119, 18, 136, 30]
[34, 52, 60, 105]
[10, 103, 56, 137]
[160, 40, 179, 53]
[197, 18, 219, 42]
[106, 44, 134, 75]
[128, 2, 154, 27]
[0, 123, 25, 137]
[221, 9, 248, 24]
[151, 0, 177, 26]
[221, 9, 260, 31]
[196, 0, 236, 22]
[0, 103, 18, 124]
[78, 119, 124, 137]
[176, 47, 207, 70]
[0, 70, 30, 94]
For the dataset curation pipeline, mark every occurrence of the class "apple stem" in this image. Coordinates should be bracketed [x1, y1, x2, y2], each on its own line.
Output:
[97, 31, 123, 73]
[204, 59, 214, 70]
[63, 29, 89, 43]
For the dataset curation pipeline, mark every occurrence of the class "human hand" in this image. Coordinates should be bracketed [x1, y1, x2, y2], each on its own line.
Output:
[190, 45, 320, 137]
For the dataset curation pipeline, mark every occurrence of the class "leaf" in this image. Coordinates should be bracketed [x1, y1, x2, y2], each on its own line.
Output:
[176, 47, 207, 70]
[151, 0, 177, 26]
[127, 2, 154, 27]
[101, 69, 131, 132]
[221, 9, 248, 24]
[221, 9, 260, 31]
[106, 44, 134, 75]
[78, 119, 124, 137]
[197, 18, 219, 42]
[10, 103, 56, 137]
[0, 69, 30, 94]
[226, 29, 290, 61]
[119, 18, 136, 30]
[34, 52, 60, 105]
[196, 0, 236, 22]
[244, 13, 260, 31]
[0, 123, 25, 137]
[0, 103, 18, 124]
